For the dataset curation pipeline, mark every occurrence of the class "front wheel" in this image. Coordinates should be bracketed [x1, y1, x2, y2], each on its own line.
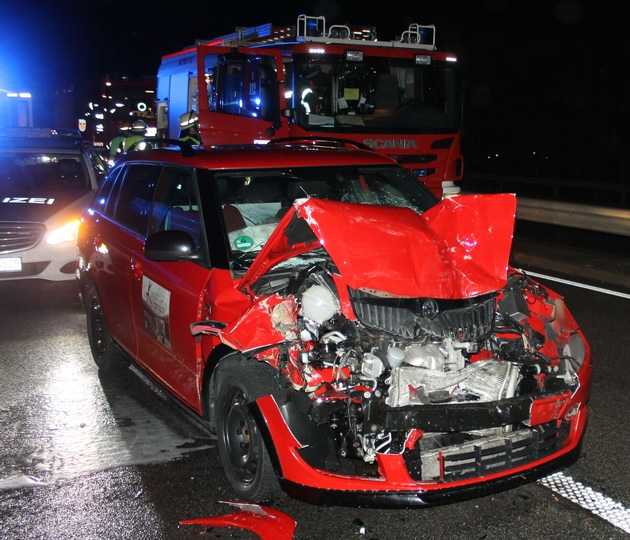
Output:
[214, 357, 283, 501]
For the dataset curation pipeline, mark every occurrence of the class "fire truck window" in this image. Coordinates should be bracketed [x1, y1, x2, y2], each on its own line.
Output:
[150, 166, 203, 251]
[114, 164, 159, 235]
[293, 55, 460, 132]
[208, 56, 277, 121]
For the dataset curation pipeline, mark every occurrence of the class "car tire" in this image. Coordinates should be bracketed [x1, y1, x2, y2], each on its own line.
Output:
[83, 280, 127, 372]
[215, 355, 284, 501]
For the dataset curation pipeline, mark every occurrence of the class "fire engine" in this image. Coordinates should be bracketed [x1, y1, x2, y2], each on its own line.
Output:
[157, 14, 463, 196]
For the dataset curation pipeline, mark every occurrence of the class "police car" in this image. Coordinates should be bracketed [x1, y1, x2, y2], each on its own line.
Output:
[0, 128, 98, 282]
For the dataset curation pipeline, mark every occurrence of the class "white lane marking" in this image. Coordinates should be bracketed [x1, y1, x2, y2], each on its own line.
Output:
[539, 472, 630, 534]
[522, 269, 630, 300]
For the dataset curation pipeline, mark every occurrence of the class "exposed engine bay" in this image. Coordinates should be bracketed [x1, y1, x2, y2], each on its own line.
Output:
[247, 265, 585, 480]
[201, 196, 588, 483]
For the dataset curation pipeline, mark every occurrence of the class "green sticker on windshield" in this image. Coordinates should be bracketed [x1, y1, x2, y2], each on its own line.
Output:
[234, 235, 254, 250]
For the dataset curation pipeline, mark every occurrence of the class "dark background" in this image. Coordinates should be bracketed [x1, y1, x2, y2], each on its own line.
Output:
[0, 0, 627, 182]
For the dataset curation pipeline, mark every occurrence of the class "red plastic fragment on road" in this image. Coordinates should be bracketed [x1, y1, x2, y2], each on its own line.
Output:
[180, 501, 296, 540]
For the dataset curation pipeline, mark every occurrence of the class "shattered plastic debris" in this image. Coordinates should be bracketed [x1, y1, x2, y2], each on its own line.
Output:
[180, 501, 296, 540]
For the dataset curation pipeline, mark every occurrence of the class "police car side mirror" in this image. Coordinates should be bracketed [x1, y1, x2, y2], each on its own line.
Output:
[145, 230, 199, 262]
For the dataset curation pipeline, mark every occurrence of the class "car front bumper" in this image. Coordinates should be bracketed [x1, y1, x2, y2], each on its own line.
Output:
[0, 239, 78, 282]
[253, 361, 590, 507]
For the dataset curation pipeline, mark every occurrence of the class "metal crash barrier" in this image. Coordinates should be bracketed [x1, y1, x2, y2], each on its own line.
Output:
[462, 173, 630, 237]
[517, 198, 630, 237]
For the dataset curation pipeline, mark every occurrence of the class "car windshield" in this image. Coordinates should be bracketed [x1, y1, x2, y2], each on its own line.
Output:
[215, 165, 437, 271]
[293, 55, 460, 133]
[0, 152, 90, 195]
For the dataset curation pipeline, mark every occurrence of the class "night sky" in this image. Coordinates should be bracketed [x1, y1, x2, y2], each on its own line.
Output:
[1, 0, 627, 179]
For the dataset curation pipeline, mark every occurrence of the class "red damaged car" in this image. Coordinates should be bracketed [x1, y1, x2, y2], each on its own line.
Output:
[77, 142, 591, 505]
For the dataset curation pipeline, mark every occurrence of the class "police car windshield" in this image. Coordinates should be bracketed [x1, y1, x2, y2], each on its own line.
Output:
[216, 165, 437, 270]
[0, 153, 89, 194]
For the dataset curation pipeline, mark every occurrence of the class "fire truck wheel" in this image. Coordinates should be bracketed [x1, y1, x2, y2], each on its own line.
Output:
[84, 280, 128, 372]
[215, 357, 284, 501]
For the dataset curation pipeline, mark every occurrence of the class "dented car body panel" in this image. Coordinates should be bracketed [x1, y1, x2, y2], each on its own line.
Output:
[239, 194, 516, 300]
[79, 144, 591, 505]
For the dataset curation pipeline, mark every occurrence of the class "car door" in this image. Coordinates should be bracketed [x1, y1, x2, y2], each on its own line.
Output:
[130, 165, 210, 409]
[196, 45, 289, 145]
[94, 163, 159, 357]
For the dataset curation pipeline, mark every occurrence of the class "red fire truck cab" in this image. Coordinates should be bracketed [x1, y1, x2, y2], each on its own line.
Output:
[157, 14, 463, 197]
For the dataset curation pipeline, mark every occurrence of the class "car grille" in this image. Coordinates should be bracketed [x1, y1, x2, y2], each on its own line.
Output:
[348, 288, 496, 341]
[404, 421, 570, 481]
[0, 222, 45, 254]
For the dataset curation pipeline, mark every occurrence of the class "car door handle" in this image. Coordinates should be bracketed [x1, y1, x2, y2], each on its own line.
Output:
[130, 256, 143, 279]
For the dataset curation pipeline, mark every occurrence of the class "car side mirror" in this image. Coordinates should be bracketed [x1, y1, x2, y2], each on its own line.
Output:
[144, 230, 199, 262]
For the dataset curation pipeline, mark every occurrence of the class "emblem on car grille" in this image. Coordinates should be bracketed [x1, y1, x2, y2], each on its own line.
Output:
[420, 299, 440, 319]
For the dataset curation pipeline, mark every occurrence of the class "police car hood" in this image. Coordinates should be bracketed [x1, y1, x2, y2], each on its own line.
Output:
[239, 194, 517, 300]
[0, 189, 91, 224]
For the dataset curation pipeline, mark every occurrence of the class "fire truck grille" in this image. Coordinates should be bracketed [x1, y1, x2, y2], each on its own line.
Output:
[0, 222, 45, 254]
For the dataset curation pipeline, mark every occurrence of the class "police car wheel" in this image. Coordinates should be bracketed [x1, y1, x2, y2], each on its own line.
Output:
[84, 280, 127, 372]
[215, 357, 283, 501]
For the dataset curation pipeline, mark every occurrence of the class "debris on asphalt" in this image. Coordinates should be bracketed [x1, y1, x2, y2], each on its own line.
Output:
[180, 501, 296, 539]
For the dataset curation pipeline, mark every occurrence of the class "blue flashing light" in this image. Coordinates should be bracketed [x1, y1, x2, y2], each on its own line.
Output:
[253, 97, 261, 107]
[307, 19, 320, 34]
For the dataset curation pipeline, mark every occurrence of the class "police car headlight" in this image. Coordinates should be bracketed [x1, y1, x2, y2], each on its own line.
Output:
[46, 219, 80, 245]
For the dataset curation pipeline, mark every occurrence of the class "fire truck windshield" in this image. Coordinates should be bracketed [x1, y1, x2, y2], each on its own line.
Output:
[293, 55, 460, 134]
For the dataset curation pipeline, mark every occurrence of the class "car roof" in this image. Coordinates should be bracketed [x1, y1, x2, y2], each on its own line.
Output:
[123, 144, 395, 171]
[0, 128, 83, 154]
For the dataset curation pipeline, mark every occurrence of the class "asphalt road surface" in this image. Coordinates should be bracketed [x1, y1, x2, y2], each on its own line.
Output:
[1, 249, 629, 539]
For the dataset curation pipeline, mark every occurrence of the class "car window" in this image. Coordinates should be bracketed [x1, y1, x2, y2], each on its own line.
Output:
[93, 166, 122, 214]
[115, 164, 159, 235]
[149, 166, 203, 251]
[105, 166, 126, 217]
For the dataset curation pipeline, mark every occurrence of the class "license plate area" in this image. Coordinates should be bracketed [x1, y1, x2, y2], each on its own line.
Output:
[0, 258, 22, 272]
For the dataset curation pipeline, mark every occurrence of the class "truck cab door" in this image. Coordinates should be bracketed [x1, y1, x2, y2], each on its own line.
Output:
[196, 45, 288, 145]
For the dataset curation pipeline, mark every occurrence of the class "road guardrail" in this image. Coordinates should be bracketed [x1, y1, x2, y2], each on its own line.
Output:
[462, 172, 630, 237]
[516, 197, 630, 237]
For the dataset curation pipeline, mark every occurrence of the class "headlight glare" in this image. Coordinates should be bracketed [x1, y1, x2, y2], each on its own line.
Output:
[46, 219, 80, 245]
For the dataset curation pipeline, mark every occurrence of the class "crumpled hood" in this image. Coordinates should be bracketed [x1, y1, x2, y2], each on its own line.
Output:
[240, 194, 516, 300]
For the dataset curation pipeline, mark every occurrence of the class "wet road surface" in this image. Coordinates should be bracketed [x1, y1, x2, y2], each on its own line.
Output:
[1, 260, 629, 539]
